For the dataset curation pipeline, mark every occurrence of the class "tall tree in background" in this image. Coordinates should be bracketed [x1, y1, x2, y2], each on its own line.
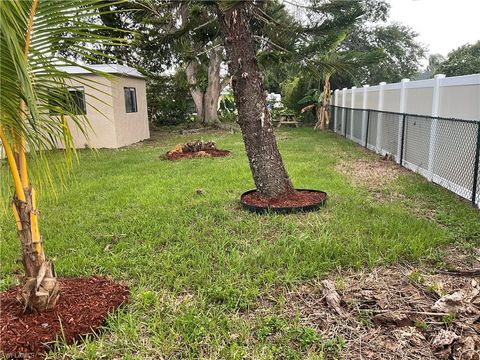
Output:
[436, 41, 480, 77]
[134, 1, 230, 127]
[337, 22, 426, 86]
[0, 0, 123, 312]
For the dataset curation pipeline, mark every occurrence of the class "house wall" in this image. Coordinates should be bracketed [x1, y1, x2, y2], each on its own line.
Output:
[63, 75, 118, 148]
[111, 76, 150, 148]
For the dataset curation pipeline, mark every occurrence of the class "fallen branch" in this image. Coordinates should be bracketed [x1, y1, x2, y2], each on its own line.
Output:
[437, 269, 480, 277]
[321, 280, 348, 317]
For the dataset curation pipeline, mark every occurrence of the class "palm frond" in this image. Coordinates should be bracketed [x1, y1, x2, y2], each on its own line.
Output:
[0, 0, 127, 201]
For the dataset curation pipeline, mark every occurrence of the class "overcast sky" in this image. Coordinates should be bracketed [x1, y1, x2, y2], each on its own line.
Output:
[387, 0, 480, 57]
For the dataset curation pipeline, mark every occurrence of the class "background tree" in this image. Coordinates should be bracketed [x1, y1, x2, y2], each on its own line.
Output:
[436, 41, 480, 77]
[131, 1, 231, 127]
[338, 22, 426, 86]
[427, 53, 446, 74]
[0, 0, 123, 312]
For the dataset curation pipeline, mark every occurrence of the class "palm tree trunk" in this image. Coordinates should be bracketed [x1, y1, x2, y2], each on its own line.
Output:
[216, 3, 294, 199]
[0, 128, 59, 312]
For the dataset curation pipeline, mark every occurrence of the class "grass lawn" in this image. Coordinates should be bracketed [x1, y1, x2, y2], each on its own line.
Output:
[1, 128, 479, 359]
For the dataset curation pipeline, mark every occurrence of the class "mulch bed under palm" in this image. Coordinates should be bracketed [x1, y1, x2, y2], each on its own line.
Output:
[1, 276, 128, 359]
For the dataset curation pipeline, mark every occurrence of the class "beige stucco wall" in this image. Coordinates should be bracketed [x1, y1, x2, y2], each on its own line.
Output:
[56, 74, 149, 149]
[438, 84, 480, 120]
[62, 75, 117, 148]
[111, 76, 150, 148]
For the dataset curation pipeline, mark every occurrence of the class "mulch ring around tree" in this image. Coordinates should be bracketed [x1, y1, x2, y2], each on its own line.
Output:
[164, 140, 231, 161]
[241, 189, 327, 209]
[1, 276, 128, 359]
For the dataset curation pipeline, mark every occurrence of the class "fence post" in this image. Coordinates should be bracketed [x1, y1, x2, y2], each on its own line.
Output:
[400, 113, 407, 166]
[427, 74, 445, 181]
[350, 86, 356, 140]
[365, 110, 371, 149]
[376, 82, 386, 154]
[361, 85, 369, 146]
[397, 79, 409, 163]
[342, 88, 347, 136]
[334, 89, 339, 132]
[472, 122, 480, 207]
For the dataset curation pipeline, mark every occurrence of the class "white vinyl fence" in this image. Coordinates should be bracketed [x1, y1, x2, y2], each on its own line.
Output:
[331, 74, 480, 207]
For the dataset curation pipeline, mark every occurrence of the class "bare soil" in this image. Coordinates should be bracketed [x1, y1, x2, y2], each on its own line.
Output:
[241, 190, 327, 208]
[247, 247, 480, 359]
[1, 276, 128, 359]
[336, 157, 406, 191]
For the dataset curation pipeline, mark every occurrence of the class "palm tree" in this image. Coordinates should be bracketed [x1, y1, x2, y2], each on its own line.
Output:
[0, 0, 124, 312]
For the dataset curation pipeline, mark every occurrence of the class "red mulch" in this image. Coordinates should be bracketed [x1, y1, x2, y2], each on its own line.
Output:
[241, 189, 327, 208]
[1, 276, 128, 359]
[166, 149, 231, 160]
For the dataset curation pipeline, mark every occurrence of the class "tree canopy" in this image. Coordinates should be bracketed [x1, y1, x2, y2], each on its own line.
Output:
[436, 41, 480, 77]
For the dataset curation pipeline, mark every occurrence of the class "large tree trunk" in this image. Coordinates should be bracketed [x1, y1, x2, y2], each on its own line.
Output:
[204, 47, 223, 126]
[13, 187, 59, 312]
[216, 3, 294, 199]
[185, 61, 205, 123]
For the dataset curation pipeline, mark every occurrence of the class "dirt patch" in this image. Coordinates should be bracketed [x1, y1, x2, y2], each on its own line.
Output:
[336, 157, 405, 191]
[241, 190, 327, 208]
[247, 248, 480, 359]
[1, 276, 128, 359]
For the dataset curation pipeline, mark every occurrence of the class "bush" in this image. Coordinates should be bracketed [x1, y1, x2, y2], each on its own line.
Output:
[147, 72, 194, 126]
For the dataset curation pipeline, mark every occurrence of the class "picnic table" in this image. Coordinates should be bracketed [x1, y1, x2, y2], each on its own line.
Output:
[275, 113, 300, 128]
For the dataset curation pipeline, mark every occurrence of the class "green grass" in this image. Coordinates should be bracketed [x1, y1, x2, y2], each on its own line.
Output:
[1, 128, 479, 359]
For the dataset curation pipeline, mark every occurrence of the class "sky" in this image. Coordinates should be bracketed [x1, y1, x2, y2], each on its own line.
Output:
[387, 0, 480, 57]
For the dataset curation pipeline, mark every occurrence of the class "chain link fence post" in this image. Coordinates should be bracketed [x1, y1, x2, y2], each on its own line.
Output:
[472, 122, 480, 207]
[365, 110, 371, 149]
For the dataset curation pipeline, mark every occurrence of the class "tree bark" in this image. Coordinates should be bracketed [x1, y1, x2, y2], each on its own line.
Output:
[204, 46, 223, 126]
[185, 61, 205, 123]
[216, 3, 294, 198]
[14, 187, 59, 312]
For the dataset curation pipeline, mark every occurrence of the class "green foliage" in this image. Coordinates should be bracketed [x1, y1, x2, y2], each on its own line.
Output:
[281, 77, 318, 123]
[414, 319, 429, 332]
[436, 41, 480, 77]
[407, 271, 425, 284]
[219, 90, 237, 123]
[338, 23, 426, 86]
[441, 313, 456, 325]
[146, 73, 194, 126]
[0, 0, 125, 195]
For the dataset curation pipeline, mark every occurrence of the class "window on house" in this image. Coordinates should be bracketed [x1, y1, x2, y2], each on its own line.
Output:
[124, 87, 138, 113]
[49, 87, 86, 115]
[69, 88, 86, 115]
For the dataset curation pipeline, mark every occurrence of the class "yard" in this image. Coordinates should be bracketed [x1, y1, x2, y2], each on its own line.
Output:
[1, 128, 479, 359]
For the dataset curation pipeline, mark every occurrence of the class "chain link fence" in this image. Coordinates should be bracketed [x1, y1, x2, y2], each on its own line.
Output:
[330, 105, 480, 207]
